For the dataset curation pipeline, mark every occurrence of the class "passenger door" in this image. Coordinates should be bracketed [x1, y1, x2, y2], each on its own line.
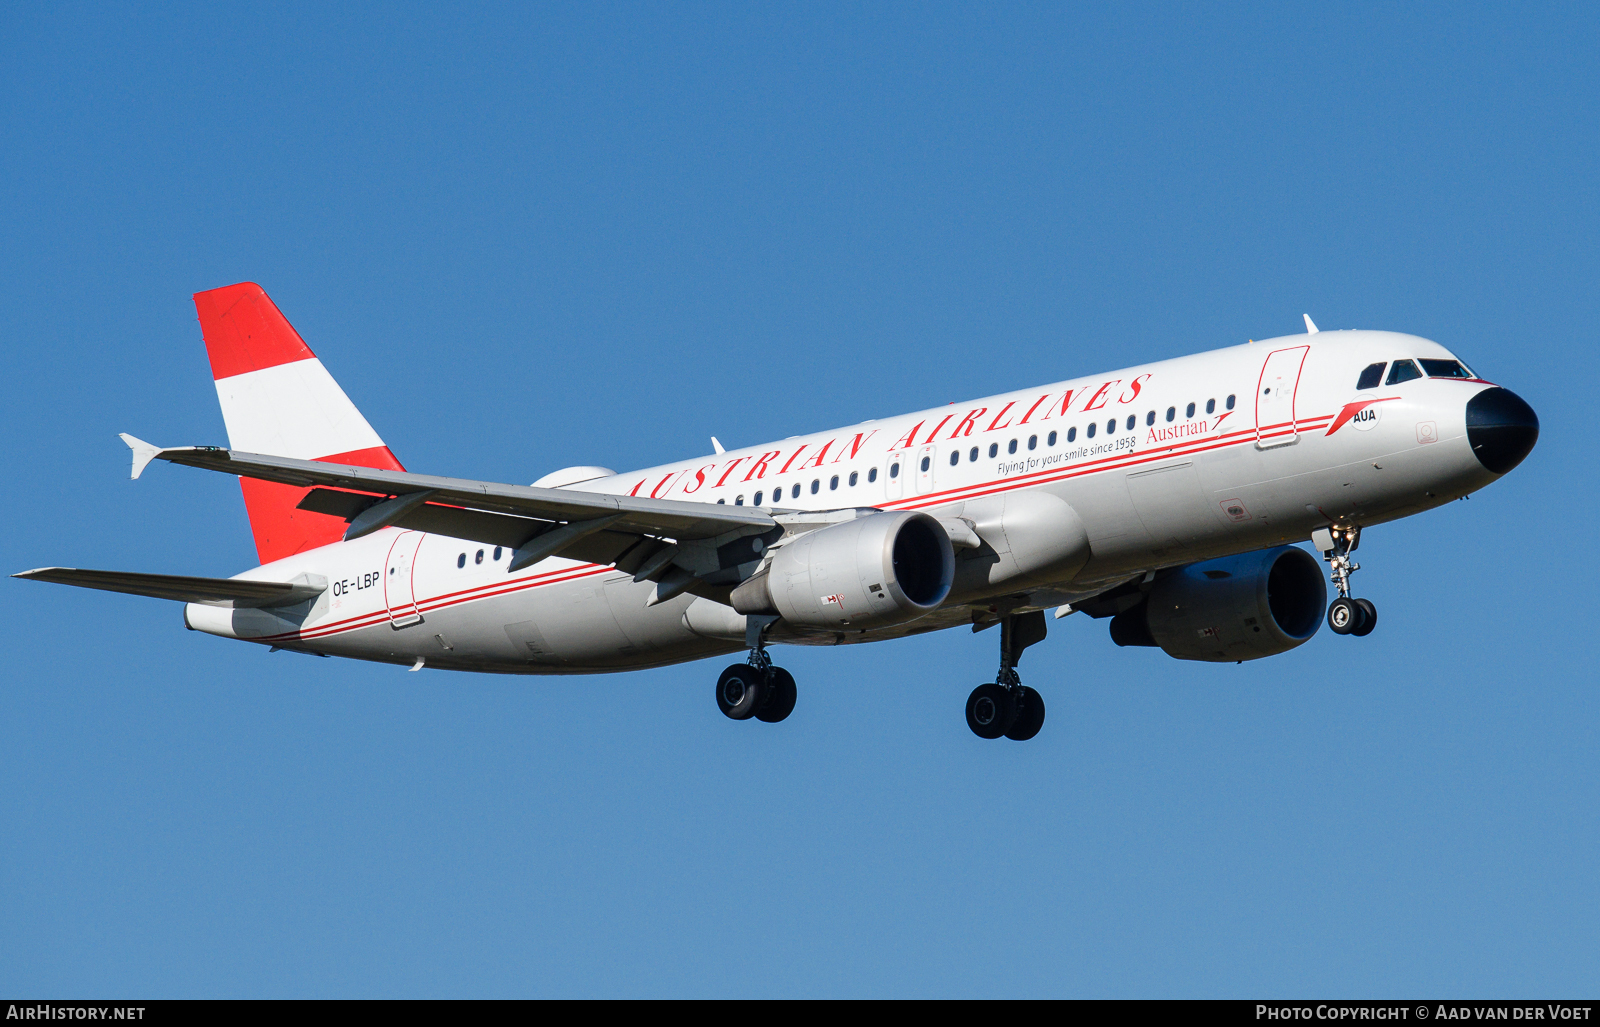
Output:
[383, 530, 425, 628]
[1255, 345, 1309, 449]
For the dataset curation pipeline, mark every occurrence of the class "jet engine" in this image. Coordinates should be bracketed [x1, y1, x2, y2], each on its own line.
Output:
[731, 510, 955, 630]
[1110, 545, 1326, 662]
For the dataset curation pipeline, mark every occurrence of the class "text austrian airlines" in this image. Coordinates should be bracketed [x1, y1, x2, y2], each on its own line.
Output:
[17, 285, 1539, 740]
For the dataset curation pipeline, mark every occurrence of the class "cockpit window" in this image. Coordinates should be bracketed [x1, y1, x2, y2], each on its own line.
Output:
[1385, 359, 1423, 386]
[1419, 358, 1474, 379]
[1356, 362, 1386, 390]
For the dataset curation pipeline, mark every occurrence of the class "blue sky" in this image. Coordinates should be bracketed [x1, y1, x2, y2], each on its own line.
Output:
[2, 2, 1596, 997]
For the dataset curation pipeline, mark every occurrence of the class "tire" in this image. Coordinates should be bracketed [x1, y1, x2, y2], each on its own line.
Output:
[755, 667, 797, 723]
[1004, 686, 1046, 741]
[1351, 598, 1377, 637]
[966, 683, 1017, 740]
[716, 664, 766, 720]
[1327, 597, 1360, 635]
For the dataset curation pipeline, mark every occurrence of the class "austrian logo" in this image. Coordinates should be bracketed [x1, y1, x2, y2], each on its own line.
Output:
[1326, 397, 1399, 436]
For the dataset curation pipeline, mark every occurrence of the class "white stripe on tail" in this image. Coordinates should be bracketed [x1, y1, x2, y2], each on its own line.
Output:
[195, 282, 404, 564]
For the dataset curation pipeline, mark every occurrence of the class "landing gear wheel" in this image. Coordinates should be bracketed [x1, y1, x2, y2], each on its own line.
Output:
[1351, 598, 1377, 637]
[1327, 597, 1360, 635]
[716, 664, 766, 720]
[755, 667, 797, 723]
[1005, 686, 1046, 741]
[966, 683, 1018, 740]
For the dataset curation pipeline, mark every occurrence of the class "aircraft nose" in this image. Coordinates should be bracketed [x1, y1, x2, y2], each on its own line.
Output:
[1466, 387, 1539, 474]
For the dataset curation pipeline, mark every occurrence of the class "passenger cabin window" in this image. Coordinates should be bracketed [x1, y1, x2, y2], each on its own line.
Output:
[475, 549, 484, 564]
[753, 491, 764, 506]
[1356, 362, 1386, 390]
[810, 479, 820, 494]
[792, 483, 801, 499]
[949, 450, 959, 466]
[1386, 359, 1423, 386]
[1028, 434, 1037, 450]
[1420, 359, 1474, 379]
[1186, 402, 1196, 418]
[457, 553, 466, 568]
[969, 446, 978, 462]
[1086, 422, 1097, 438]
[735, 495, 744, 505]
[849, 471, 858, 486]
[1205, 399, 1215, 414]
[493, 547, 502, 561]
[1146, 411, 1155, 426]
[1226, 394, 1236, 409]
[888, 463, 899, 479]
[868, 467, 878, 482]
[988, 443, 998, 458]
[829, 475, 839, 490]
[919, 456, 930, 472]
[1007, 439, 1017, 454]
[1166, 406, 1176, 422]
[1125, 414, 1135, 430]
[1047, 431, 1057, 446]
[1067, 427, 1076, 442]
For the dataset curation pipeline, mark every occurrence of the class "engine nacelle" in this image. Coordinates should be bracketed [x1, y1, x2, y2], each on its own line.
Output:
[731, 511, 955, 630]
[1110, 545, 1326, 662]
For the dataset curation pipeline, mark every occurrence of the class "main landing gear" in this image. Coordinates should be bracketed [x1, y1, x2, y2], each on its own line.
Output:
[966, 610, 1048, 741]
[716, 617, 797, 724]
[1316, 525, 1377, 637]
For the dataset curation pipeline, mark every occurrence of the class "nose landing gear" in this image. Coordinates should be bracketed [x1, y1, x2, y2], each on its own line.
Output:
[1314, 526, 1377, 637]
[966, 610, 1048, 741]
[716, 615, 796, 724]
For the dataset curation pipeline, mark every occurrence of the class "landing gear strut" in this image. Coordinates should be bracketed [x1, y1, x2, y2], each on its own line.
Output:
[966, 611, 1048, 741]
[1315, 525, 1377, 637]
[716, 615, 796, 723]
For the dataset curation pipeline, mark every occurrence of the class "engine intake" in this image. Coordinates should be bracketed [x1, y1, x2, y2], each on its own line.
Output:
[1110, 545, 1325, 662]
[731, 511, 955, 630]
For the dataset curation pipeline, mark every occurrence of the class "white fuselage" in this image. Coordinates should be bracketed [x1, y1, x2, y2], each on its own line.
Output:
[185, 329, 1505, 672]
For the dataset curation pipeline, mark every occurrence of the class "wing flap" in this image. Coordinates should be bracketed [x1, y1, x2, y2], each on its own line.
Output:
[296, 487, 622, 553]
[13, 567, 327, 608]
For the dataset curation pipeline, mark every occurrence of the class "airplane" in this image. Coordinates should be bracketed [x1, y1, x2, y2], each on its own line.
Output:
[15, 285, 1539, 741]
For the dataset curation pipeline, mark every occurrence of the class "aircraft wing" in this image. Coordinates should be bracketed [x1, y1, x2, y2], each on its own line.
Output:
[121, 437, 776, 592]
[13, 567, 326, 608]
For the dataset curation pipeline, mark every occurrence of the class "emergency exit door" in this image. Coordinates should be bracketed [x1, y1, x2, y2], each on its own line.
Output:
[914, 445, 937, 495]
[884, 452, 905, 501]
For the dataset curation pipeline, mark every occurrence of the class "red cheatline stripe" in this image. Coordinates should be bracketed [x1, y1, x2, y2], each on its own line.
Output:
[880, 413, 1332, 511]
[195, 282, 317, 381]
[260, 560, 607, 641]
[253, 409, 1342, 644]
[254, 563, 611, 644]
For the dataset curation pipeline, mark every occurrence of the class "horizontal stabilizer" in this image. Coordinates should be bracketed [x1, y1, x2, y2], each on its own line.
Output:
[13, 567, 327, 608]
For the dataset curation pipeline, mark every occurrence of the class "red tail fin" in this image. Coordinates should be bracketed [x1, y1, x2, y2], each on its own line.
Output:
[195, 283, 405, 564]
